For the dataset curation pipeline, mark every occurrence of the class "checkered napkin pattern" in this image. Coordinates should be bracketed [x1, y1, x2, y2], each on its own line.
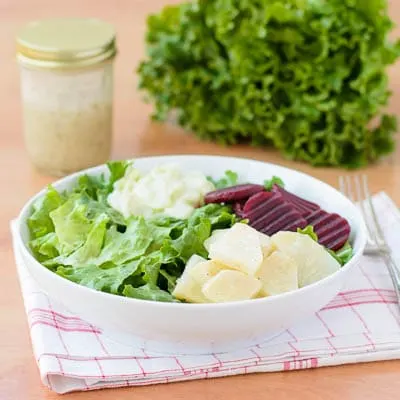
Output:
[11, 192, 400, 394]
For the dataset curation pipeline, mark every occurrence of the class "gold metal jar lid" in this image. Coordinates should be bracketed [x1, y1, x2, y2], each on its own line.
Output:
[16, 18, 117, 70]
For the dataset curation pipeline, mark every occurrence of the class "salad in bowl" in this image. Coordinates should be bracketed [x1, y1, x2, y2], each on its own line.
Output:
[16, 155, 366, 354]
[26, 160, 353, 304]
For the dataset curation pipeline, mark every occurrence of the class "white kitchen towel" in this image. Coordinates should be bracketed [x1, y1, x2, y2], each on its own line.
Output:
[11, 191, 400, 394]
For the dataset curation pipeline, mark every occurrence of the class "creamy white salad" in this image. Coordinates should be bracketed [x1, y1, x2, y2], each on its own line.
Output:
[108, 163, 214, 219]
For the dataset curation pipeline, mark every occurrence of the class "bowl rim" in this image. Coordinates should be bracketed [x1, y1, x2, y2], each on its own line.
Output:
[16, 154, 368, 309]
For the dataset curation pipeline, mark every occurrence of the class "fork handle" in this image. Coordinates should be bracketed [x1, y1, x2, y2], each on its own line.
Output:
[384, 253, 400, 308]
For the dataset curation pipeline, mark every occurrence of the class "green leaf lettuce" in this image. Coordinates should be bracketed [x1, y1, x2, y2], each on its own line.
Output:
[138, 0, 400, 168]
[27, 162, 239, 302]
[207, 170, 238, 189]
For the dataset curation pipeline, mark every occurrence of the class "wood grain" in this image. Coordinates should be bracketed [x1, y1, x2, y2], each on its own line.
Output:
[1, 0, 400, 399]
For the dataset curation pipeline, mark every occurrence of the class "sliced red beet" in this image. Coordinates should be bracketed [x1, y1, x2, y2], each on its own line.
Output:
[232, 201, 246, 218]
[306, 210, 351, 251]
[251, 202, 294, 230]
[312, 213, 342, 236]
[204, 184, 264, 204]
[318, 225, 351, 251]
[218, 182, 351, 252]
[243, 191, 308, 236]
[243, 191, 276, 215]
[272, 185, 320, 217]
[320, 232, 347, 250]
[306, 209, 326, 225]
[280, 217, 308, 232]
[271, 186, 351, 250]
[257, 208, 308, 235]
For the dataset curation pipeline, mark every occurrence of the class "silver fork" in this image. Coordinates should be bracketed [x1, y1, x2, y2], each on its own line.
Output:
[339, 175, 400, 306]
[339, 175, 389, 255]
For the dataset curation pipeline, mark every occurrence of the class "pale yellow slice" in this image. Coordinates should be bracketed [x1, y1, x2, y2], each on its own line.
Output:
[185, 254, 207, 271]
[258, 232, 276, 258]
[202, 270, 262, 303]
[172, 274, 208, 303]
[188, 260, 229, 286]
[208, 223, 263, 275]
[271, 231, 341, 288]
[203, 229, 229, 252]
[256, 250, 298, 296]
[172, 254, 208, 303]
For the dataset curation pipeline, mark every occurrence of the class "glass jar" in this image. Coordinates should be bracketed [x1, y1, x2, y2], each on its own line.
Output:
[16, 18, 117, 176]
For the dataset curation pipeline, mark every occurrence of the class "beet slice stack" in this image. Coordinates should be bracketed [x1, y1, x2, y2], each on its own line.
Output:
[204, 184, 264, 205]
[272, 185, 320, 217]
[306, 208, 351, 251]
[204, 183, 351, 251]
[242, 191, 308, 235]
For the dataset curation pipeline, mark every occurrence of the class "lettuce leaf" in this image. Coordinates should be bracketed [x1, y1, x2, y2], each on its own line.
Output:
[332, 242, 354, 265]
[28, 165, 238, 302]
[76, 160, 130, 199]
[49, 194, 96, 255]
[30, 232, 60, 264]
[123, 284, 178, 302]
[190, 203, 239, 229]
[107, 160, 131, 186]
[173, 218, 211, 260]
[57, 261, 141, 294]
[138, 0, 400, 168]
[28, 186, 65, 239]
[74, 161, 128, 225]
[264, 176, 285, 191]
[207, 170, 238, 189]
[94, 218, 153, 266]
[46, 214, 109, 267]
[297, 225, 319, 242]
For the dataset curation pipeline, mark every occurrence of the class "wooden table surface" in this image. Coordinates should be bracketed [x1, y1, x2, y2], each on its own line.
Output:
[1, 0, 400, 399]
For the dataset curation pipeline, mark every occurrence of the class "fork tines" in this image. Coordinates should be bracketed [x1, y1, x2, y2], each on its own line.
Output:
[339, 174, 400, 307]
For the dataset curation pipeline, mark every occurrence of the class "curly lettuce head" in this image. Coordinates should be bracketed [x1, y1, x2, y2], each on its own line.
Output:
[138, 0, 400, 168]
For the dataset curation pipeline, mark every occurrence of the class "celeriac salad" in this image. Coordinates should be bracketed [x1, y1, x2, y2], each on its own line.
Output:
[28, 161, 353, 303]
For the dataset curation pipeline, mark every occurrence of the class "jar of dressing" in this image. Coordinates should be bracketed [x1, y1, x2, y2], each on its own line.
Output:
[16, 18, 117, 176]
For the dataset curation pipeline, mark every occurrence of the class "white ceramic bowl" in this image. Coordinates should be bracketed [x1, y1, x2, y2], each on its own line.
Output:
[16, 155, 367, 354]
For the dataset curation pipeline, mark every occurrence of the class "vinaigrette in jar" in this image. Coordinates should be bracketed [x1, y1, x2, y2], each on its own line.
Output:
[16, 18, 117, 176]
